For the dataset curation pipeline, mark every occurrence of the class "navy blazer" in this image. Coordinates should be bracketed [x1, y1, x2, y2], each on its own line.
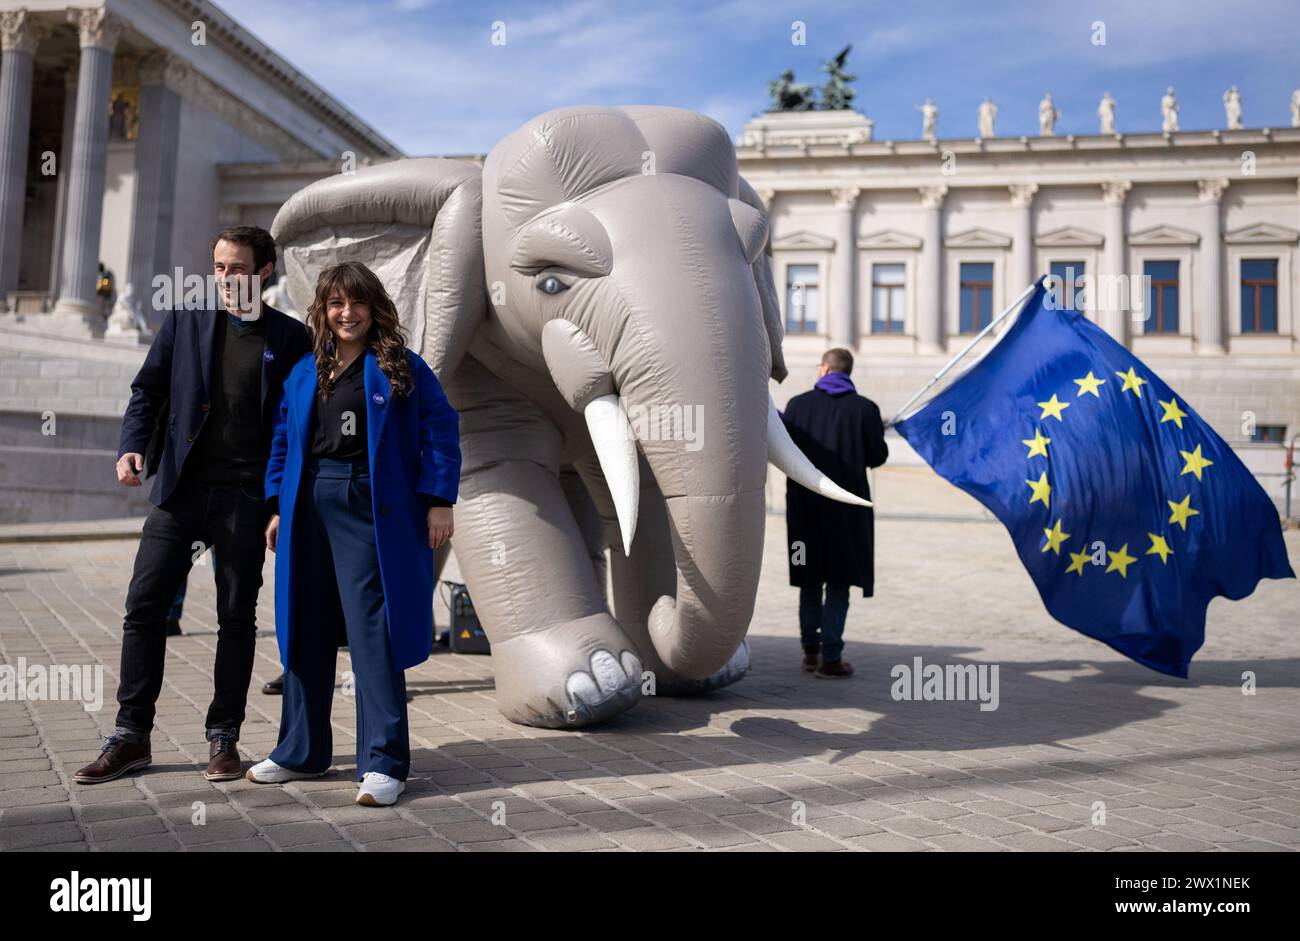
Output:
[117, 306, 311, 507]
[266, 349, 461, 672]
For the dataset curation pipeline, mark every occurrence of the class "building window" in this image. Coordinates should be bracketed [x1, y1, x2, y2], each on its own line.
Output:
[1250, 424, 1287, 444]
[958, 262, 993, 333]
[1048, 261, 1085, 311]
[785, 263, 820, 334]
[1240, 259, 1278, 333]
[871, 263, 906, 334]
[1144, 260, 1179, 333]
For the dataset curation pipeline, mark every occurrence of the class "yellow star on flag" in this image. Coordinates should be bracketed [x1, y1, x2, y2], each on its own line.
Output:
[1025, 472, 1052, 509]
[1179, 444, 1214, 481]
[1145, 533, 1174, 564]
[1105, 543, 1137, 578]
[1074, 371, 1106, 397]
[1167, 495, 1200, 530]
[1022, 429, 1051, 458]
[1116, 367, 1147, 397]
[1037, 394, 1070, 421]
[1159, 398, 1188, 429]
[1065, 549, 1091, 575]
[1042, 519, 1070, 555]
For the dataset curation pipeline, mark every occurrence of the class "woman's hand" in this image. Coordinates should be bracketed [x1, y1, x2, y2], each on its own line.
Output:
[427, 506, 453, 548]
[265, 514, 280, 552]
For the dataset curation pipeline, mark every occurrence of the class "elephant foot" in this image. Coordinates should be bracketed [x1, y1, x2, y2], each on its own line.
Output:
[654, 639, 750, 696]
[490, 613, 644, 729]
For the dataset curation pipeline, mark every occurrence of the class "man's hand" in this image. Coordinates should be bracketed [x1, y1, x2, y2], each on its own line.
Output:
[427, 506, 453, 549]
[116, 452, 145, 487]
[265, 514, 280, 552]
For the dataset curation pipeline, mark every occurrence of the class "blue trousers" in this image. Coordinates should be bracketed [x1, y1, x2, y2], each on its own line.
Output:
[270, 458, 410, 781]
[798, 583, 849, 662]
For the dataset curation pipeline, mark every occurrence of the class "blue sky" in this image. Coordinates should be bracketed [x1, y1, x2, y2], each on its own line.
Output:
[216, 0, 1300, 156]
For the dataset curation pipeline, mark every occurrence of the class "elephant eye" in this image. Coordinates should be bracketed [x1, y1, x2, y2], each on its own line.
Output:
[537, 274, 570, 295]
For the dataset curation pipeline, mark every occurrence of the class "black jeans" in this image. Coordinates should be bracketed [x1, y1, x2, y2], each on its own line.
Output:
[114, 476, 267, 742]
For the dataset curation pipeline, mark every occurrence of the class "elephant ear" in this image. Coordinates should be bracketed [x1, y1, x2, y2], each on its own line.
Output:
[737, 175, 788, 383]
[270, 157, 486, 377]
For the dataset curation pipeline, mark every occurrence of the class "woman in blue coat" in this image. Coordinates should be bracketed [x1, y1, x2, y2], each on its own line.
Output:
[248, 261, 460, 807]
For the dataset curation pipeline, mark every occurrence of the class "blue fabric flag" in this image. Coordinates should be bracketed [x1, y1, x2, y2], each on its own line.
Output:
[896, 279, 1294, 677]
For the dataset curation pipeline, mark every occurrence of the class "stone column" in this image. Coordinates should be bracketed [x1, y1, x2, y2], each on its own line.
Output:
[1196, 178, 1229, 354]
[47, 59, 79, 304]
[1008, 183, 1038, 296]
[916, 185, 948, 354]
[112, 51, 185, 337]
[0, 9, 48, 309]
[1100, 180, 1131, 344]
[828, 186, 860, 345]
[50, 7, 123, 332]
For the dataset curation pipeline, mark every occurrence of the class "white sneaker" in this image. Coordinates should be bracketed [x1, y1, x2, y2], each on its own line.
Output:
[356, 771, 405, 806]
[245, 758, 327, 784]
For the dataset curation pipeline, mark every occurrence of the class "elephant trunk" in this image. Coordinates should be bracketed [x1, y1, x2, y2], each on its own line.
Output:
[615, 313, 771, 681]
[646, 487, 767, 680]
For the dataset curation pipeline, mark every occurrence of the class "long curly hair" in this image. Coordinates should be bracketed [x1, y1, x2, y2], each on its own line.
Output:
[306, 261, 412, 398]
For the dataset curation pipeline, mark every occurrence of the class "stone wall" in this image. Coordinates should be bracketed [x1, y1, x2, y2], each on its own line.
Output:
[0, 327, 145, 522]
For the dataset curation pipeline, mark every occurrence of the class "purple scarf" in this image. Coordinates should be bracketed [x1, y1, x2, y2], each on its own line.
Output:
[814, 371, 856, 397]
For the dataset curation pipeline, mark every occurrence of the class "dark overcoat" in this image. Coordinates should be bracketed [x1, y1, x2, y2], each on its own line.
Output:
[783, 387, 889, 596]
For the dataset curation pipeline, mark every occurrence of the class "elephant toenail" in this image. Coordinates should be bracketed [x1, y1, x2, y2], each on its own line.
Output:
[566, 670, 600, 707]
[589, 650, 625, 693]
[620, 651, 643, 683]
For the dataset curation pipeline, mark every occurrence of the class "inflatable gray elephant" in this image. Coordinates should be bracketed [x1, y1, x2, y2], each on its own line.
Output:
[271, 105, 868, 728]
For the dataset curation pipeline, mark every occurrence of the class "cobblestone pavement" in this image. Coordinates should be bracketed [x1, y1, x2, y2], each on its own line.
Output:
[1, 467, 1297, 852]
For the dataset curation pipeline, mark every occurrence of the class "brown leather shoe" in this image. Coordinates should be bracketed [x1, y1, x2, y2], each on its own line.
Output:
[802, 646, 821, 672]
[73, 735, 151, 784]
[205, 734, 242, 781]
[261, 672, 285, 695]
[815, 659, 855, 679]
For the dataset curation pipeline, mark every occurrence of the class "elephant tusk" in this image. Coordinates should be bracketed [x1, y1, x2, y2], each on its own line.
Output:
[767, 396, 872, 507]
[584, 394, 640, 556]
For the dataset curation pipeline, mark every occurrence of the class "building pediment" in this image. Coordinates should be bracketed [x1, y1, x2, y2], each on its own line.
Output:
[1035, 225, 1104, 248]
[1128, 224, 1200, 246]
[1223, 222, 1300, 244]
[772, 230, 836, 251]
[944, 227, 1012, 249]
[857, 229, 923, 250]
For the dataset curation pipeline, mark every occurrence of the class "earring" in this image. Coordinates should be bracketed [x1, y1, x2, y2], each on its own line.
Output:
[325, 337, 336, 356]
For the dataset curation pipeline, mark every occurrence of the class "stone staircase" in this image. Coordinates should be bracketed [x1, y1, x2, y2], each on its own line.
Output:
[0, 326, 149, 522]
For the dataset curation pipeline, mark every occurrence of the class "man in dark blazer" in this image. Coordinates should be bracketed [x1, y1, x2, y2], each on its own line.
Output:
[782, 348, 889, 679]
[74, 226, 310, 784]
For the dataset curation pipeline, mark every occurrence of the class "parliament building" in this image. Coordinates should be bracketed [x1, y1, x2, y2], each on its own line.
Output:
[0, 0, 1295, 520]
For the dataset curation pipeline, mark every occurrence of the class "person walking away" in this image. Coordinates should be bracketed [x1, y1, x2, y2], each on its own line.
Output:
[781, 348, 888, 678]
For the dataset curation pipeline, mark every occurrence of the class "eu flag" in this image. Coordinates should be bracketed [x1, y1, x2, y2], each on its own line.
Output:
[896, 279, 1294, 677]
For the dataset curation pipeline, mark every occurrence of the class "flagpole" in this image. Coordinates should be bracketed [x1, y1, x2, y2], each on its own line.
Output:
[886, 279, 1040, 427]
